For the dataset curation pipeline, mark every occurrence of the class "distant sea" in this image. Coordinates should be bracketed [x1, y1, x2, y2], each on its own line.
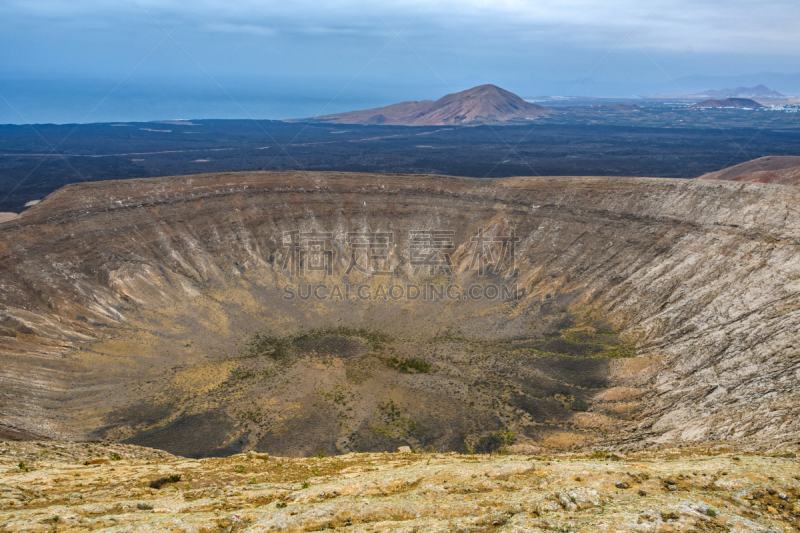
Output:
[0, 75, 432, 125]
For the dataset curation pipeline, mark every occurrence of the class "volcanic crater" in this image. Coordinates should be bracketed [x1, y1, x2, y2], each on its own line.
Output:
[0, 171, 798, 458]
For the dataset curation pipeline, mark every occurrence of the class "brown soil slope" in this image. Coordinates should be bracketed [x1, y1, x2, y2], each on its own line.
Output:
[303, 85, 552, 125]
[697, 155, 800, 185]
[0, 172, 799, 457]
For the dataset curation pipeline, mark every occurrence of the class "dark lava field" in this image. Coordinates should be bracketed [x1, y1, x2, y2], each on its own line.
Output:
[2, 108, 799, 213]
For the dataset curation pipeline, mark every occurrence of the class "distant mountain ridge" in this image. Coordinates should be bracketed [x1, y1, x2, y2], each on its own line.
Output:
[294, 85, 552, 126]
[649, 84, 790, 102]
[671, 72, 800, 96]
[702, 85, 784, 99]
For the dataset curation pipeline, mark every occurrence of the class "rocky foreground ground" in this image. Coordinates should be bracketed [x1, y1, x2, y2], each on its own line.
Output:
[1, 441, 799, 532]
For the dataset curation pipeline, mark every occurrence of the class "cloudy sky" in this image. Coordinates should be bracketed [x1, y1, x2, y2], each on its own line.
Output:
[1, 0, 799, 123]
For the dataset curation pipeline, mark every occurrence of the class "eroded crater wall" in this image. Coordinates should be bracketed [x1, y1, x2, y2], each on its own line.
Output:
[0, 172, 797, 454]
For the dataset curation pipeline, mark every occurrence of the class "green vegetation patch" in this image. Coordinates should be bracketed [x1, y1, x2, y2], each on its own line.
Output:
[245, 327, 393, 360]
[589, 449, 610, 460]
[148, 474, 181, 489]
[296, 327, 392, 350]
[245, 332, 294, 359]
[386, 356, 431, 374]
[515, 312, 637, 359]
[371, 400, 418, 439]
[470, 429, 517, 454]
[231, 369, 256, 381]
[602, 343, 636, 358]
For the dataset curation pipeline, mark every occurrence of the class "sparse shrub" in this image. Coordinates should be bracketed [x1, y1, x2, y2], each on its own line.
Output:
[706, 508, 717, 517]
[246, 332, 294, 359]
[149, 474, 181, 489]
[299, 326, 393, 350]
[603, 343, 636, 358]
[18, 462, 28, 472]
[110, 453, 122, 461]
[276, 501, 287, 509]
[231, 369, 256, 381]
[235, 465, 246, 474]
[301, 480, 309, 489]
[570, 400, 592, 412]
[315, 450, 325, 458]
[477, 429, 517, 454]
[246, 327, 393, 360]
[379, 400, 403, 420]
[489, 429, 517, 452]
[386, 356, 431, 373]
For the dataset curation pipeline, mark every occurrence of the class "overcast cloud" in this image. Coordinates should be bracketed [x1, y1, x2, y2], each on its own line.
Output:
[1, 0, 798, 123]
